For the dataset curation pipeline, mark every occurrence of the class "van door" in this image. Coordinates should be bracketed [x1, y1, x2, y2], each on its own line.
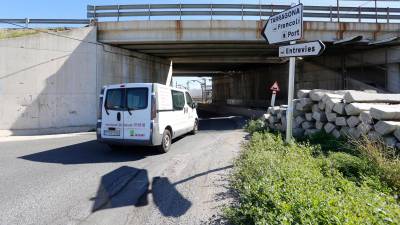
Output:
[101, 87, 124, 140]
[123, 84, 152, 142]
[171, 90, 187, 136]
[185, 92, 196, 131]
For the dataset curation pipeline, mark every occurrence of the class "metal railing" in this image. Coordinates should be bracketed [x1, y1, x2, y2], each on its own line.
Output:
[87, 4, 400, 23]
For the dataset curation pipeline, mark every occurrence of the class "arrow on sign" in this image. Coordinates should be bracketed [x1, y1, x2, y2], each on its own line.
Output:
[270, 81, 280, 92]
[261, 4, 303, 44]
[279, 41, 326, 58]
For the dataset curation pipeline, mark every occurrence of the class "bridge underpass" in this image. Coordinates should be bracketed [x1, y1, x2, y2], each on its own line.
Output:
[97, 19, 400, 109]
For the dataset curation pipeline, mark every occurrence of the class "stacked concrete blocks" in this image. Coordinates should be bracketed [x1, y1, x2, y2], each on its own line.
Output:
[263, 89, 400, 149]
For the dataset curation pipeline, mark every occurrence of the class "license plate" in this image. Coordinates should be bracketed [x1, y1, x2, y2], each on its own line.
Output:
[104, 129, 120, 136]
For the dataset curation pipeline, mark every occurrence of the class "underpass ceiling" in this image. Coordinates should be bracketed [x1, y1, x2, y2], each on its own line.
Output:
[114, 38, 400, 76]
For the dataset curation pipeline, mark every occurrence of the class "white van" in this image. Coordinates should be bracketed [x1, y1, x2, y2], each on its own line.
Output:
[97, 83, 198, 153]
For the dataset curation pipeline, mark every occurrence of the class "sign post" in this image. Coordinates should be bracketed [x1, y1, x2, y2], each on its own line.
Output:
[270, 81, 280, 106]
[262, 4, 303, 143]
[286, 43, 296, 142]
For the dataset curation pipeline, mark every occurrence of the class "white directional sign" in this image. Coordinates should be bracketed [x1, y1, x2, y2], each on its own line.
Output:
[262, 4, 303, 44]
[279, 41, 326, 57]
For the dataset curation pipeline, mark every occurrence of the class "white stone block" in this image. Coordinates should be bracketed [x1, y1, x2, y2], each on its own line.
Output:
[356, 123, 372, 135]
[305, 113, 313, 121]
[324, 122, 336, 134]
[326, 112, 337, 122]
[348, 127, 361, 139]
[316, 121, 325, 130]
[335, 117, 347, 126]
[346, 116, 360, 128]
[312, 104, 320, 113]
[297, 90, 311, 99]
[340, 126, 351, 138]
[345, 103, 379, 116]
[359, 111, 373, 124]
[325, 98, 342, 113]
[383, 136, 397, 148]
[394, 128, 400, 141]
[263, 114, 271, 121]
[267, 106, 281, 115]
[344, 91, 400, 103]
[318, 101, 325, 110]
[295, 116, 306, 127]
[333, 102, 346, 115]
[370, 105, 400, 120]
[332, 129, 341, 139]
[368, 131, 381, 141]
[302, 121, 315, 130]
[374, 121, 400, 135]
[312, 111, 327, 122]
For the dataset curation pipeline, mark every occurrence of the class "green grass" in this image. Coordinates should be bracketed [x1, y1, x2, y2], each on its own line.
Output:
[0, 28, 68, 40]
[0, 29, 38, 39]
[226, 132, 400, 225]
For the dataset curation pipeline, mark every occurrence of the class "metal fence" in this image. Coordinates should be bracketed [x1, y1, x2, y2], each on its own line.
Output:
[87, 4, 400, 23]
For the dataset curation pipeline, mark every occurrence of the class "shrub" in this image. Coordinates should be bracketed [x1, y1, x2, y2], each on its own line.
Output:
[244, 119, 266, 134]
[351, 137, 400, 192]
[226, 132, 400, 225]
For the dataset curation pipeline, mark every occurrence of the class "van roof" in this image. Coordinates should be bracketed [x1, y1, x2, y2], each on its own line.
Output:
[103, 83, 188, 92]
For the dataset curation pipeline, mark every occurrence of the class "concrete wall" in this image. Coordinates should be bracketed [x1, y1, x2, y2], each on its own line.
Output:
[0, 27, 169, 136]
[212, 60, 343, 108]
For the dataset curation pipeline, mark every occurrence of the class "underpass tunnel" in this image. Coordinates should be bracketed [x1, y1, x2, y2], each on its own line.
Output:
[117, 38, 400, 111]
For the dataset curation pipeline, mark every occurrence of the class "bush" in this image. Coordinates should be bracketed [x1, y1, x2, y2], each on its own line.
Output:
[244, 119, 266, 134]
[352, 137, 400, 192]
[226, 132, 400, 225]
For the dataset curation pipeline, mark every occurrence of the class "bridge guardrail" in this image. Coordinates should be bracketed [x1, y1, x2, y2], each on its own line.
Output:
[87, 3, 400, 23]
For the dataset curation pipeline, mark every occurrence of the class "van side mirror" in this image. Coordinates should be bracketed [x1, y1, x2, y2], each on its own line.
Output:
[192, 102, 197, 108]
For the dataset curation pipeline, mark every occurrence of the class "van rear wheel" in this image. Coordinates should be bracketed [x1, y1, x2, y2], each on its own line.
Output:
[159, 129, 172, 153]
[190, 120, 198, 135]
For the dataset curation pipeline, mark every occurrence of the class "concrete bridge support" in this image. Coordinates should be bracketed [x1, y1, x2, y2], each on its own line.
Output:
[387, 64, 400, 93]
[0, 27, 169, 136]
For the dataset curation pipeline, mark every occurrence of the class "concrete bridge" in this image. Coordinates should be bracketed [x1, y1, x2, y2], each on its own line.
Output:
[96, 18, 400, 106]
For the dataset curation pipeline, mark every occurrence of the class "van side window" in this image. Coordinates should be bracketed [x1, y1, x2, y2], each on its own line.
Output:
[185, 92, 193, 106]
[105, 89, 124, 110]
[126, 88, 148, 110]
[171, 90, 185, 110]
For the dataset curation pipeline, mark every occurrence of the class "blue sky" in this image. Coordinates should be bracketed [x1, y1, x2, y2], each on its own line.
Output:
[1, 0, 399, 19]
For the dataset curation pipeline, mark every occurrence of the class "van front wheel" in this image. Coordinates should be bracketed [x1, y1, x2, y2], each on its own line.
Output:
[190, 120, 198, 135]
[159, 129, 172, 153]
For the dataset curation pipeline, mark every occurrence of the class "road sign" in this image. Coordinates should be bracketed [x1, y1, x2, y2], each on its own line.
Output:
[279, 41, 325, 57]
[262, 4, 303, 44]
[270, 81, 280, 92]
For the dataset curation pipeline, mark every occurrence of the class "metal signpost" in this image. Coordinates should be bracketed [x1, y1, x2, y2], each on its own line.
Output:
[262, 4, 304, 143]
[270, 81, 280, 107]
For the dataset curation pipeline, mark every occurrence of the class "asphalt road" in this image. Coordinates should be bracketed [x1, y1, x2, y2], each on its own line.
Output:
[0, 113, 246, 225]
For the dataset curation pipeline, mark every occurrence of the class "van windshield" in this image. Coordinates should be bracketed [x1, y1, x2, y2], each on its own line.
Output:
[105, 88, 148, 110]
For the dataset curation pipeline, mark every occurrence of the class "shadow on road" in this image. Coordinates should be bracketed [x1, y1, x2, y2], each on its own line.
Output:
[19, 141, 160, 164]
[19, 112, 244, 165]
[91, 165, 232, 218]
